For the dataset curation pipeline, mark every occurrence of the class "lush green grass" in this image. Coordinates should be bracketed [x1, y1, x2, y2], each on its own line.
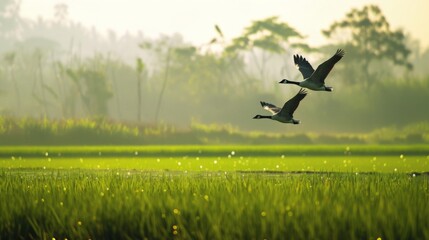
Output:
[1, 145, 428, 173]
[1, 170, 428, 239]
[1, 145, 429, 239]
[1, 155, 429, 173]
[1, 144, 429, 157]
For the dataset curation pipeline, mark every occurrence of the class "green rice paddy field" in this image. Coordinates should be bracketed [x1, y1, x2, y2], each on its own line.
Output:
[1, 145, 429, 239]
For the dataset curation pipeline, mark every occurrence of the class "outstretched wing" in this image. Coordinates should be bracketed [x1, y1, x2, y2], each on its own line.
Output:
[310, 49, 345, 84]
[260, 101, 281, 115]
[294, 54, 314, 79]
[278, 88, 307, 118]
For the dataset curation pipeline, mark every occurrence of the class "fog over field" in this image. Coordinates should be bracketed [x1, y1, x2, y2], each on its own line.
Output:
[1, 0, 429, 134]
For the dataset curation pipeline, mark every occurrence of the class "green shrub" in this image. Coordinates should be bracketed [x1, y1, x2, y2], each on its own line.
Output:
[0, 116, 428, 145]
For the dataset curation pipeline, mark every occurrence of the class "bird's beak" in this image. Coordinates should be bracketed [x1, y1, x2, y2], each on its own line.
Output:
[279, 79, 286, 83]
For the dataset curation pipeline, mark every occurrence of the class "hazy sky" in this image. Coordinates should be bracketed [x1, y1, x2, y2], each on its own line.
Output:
[20, 0, 429, 48]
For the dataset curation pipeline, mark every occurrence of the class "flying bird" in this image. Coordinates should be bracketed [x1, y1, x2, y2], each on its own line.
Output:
[253, 88, 307, 124]
[279, 49, 345, 91]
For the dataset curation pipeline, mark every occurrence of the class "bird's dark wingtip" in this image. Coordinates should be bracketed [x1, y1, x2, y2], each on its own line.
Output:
[294, 54, 306, 64]
[336, 49, 345, 57]
[298, 88, 308, 95]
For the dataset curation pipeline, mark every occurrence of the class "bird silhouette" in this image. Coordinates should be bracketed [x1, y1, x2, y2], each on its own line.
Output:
[279, 49, 345, 91]
[253, 88, 307, 124]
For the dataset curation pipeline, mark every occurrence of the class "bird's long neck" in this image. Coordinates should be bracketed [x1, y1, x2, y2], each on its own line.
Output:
[255, 115, 272, 119]
[280, 79, 300, 85]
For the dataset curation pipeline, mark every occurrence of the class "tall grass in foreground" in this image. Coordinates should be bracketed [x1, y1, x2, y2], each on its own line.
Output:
[1, 170, 428, 239]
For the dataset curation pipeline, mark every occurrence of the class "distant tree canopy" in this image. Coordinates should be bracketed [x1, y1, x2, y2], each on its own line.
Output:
[64, 61, 113, 117]
[322, 5, 412, 88]
[0, 0, 20, 37]
[225, 16, 306, 54]
[225, 16, 311, 80]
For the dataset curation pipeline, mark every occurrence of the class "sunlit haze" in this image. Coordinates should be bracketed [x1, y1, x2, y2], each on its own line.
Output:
[20, 0, 429, 48]
[2, 0, 429, 134]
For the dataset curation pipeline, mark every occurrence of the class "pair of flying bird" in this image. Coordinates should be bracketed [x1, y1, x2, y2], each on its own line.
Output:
[253, 49, 345, 124]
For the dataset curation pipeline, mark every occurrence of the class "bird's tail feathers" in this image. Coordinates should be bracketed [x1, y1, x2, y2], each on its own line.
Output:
[324, 86, 333, 92]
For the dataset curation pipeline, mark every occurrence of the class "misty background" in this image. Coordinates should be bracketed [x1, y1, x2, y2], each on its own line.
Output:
[1, 0, 429, 137]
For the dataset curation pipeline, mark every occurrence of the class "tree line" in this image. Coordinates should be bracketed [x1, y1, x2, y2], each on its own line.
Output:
[1, 1, 429, 133]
